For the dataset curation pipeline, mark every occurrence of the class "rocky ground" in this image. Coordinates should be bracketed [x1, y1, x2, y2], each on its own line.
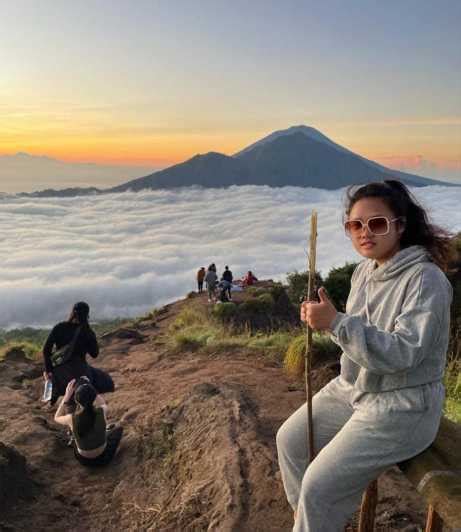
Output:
[0, 291, 440, 531]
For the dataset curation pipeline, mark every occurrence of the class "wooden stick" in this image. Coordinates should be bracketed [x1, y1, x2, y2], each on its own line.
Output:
[425, 505, 444, 532]
[305, 211, 318, 464]
[358, 479, 378, 532]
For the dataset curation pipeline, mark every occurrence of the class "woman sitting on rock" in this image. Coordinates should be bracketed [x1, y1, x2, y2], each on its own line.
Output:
[54, 378, 123, 467]
[277, 180, 453, 531]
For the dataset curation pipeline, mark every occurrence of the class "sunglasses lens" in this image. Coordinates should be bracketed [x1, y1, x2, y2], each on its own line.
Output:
[345, 220, 363, 234]
[368, 217, 389, 235]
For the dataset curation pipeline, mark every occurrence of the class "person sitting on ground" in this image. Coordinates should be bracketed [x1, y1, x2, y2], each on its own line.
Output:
[217, 280, 232, 303]
[197, 267, 206, 293]
[204, 265, 218, 302]
[54, 378, 123, 467]
[221, 265, 233, 300]
[242, 270, 258, 287]
[43, 301, 114, 405]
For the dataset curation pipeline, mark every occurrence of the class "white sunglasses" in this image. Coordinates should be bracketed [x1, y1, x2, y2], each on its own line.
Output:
[344, 216, 405, 237]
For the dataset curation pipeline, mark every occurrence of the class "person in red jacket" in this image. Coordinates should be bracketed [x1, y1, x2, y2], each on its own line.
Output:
[242, 271, 258, 286]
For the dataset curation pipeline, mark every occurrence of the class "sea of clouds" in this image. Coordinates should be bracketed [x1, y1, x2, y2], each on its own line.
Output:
[1, 185, 460, 329]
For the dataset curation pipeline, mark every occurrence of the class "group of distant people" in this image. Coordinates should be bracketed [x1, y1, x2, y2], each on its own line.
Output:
[196, 264, 258, 303]
[42, 301, 122, 467]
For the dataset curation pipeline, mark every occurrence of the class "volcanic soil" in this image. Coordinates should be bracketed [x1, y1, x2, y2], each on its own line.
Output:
[0, 291, 434, 531]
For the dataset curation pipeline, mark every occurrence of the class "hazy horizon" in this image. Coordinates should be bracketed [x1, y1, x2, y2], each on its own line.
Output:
[1, 132, 460, 194]
[1, 184, 460, 329]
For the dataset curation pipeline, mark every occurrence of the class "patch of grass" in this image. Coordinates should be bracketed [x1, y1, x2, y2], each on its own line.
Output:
[247, 331, 293, 362]
[0, 327, 50, 350]
[283, 332, 340, 377]
[169, 304, 207, 332]
[0, 340, 42, 361]
[170, 324, 216, 352]
[166, 302, 295, 362]
[205, 335, 249, 354]
[445, 398, 461, 424]
[283, 334, 306, 377]
[444, 359, 461, 424]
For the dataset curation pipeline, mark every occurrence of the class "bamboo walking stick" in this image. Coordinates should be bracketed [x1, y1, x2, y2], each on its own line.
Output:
[305, 210, 318, 464]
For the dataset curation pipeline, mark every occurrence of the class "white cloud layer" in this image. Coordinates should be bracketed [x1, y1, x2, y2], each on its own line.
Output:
[1, 185, 460, 329]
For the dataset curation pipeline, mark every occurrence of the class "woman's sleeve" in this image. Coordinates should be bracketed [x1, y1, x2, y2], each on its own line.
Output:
[328, 262, 363, 346]
[43, 327, 56, 373]
[86, 328, 99, 359]
[329, 268, 452, 374]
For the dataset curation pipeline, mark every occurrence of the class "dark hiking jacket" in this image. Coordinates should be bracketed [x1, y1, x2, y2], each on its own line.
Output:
[43, 321, 99, 375]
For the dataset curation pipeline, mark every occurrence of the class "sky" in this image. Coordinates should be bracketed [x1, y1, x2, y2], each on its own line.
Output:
[1, 184, 460, 329]
[1, 0, 460, 192]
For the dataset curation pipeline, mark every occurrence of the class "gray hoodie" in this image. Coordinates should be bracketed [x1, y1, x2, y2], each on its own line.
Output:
[330, 245, 453, 392]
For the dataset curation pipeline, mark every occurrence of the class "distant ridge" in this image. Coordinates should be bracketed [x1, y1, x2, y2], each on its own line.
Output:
[17, 126, 453, 197]
[18, 187, 102, 198]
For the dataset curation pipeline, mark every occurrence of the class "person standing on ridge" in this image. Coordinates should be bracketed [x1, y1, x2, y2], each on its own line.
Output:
[204, 265, 218, 302]
[197, 266, 206, 293]
[276, 180, 453, 531]
[221, 265, 233, 300]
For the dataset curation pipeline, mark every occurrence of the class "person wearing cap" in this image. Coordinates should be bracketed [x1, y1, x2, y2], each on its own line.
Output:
[43, 301, 114, 405]
[54, 378, 123, 466]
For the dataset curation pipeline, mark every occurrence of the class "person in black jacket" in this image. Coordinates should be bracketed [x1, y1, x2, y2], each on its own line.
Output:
[43, 302, 114, 405]
[221, 265, 233, 300]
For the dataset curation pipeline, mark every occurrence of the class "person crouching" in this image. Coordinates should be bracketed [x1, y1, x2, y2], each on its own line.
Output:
[54, 379, 123, 467]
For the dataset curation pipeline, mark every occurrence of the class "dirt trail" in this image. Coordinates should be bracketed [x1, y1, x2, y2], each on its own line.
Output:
[0, 295, 431, 531]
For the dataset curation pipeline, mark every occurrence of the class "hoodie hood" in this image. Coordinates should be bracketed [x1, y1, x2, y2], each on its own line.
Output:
[368, 245, 430, 282]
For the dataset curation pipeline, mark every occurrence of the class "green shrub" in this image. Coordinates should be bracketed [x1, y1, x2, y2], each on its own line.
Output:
[323, 262, 358, 312]
[212, 285, 298, 332]
[245, 287, 268, 297]
[237, 295, 275, 331]
[211, 302, 238, 325]
[286, 271, 323, 304]
[270, 284, 298, 321]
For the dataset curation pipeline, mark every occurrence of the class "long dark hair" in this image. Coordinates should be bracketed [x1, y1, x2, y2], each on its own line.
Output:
[74, 383, 97, 437]
[68, 301, 90, 325]
[345, 180, 453, 271]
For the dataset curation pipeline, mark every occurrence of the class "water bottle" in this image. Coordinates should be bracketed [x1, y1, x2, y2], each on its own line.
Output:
[42, 379, 53, 402]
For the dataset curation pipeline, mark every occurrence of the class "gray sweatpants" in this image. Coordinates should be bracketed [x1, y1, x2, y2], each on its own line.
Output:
[276, 376, 444, 532]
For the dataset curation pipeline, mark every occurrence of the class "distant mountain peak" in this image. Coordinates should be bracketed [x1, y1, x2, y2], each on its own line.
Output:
[234, 124, 345, 157]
